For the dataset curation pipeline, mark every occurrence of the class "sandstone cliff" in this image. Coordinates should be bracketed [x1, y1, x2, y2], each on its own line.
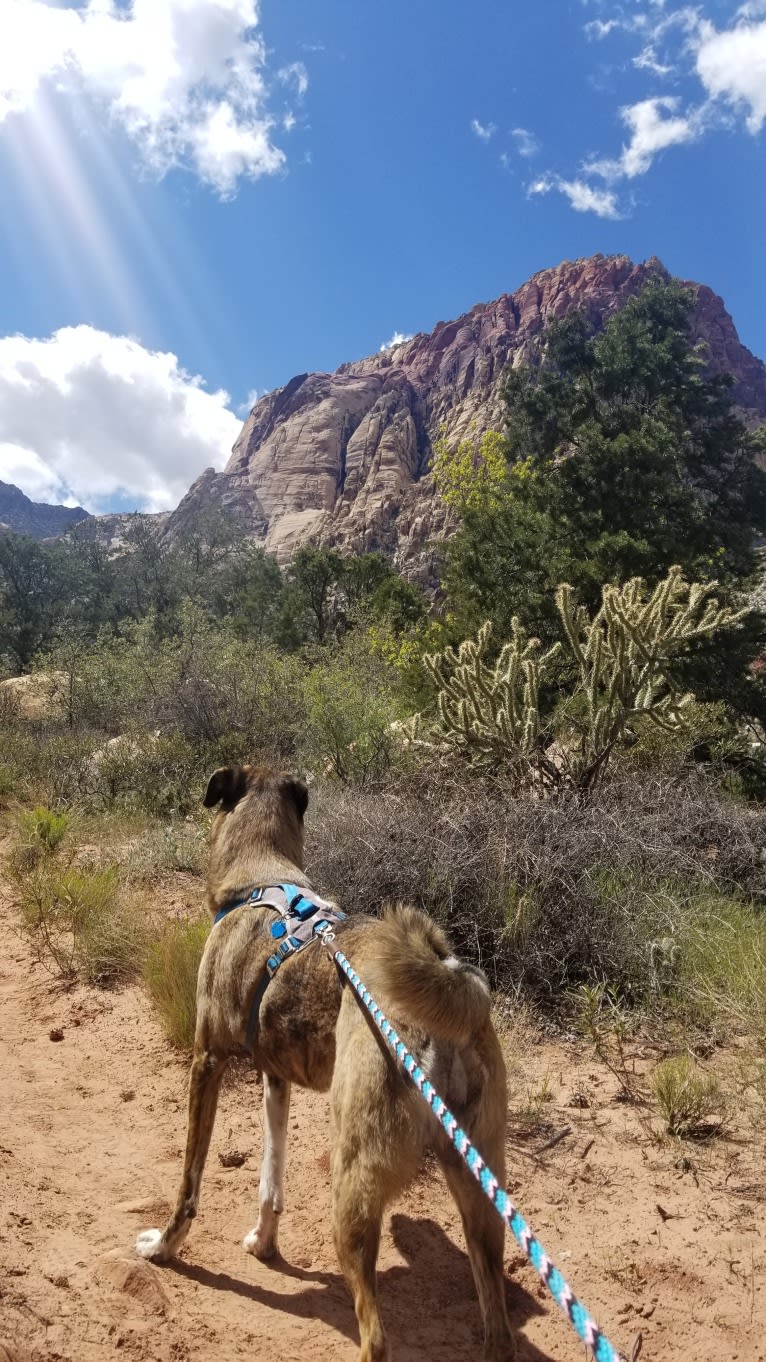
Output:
[166, 254, 766, 574]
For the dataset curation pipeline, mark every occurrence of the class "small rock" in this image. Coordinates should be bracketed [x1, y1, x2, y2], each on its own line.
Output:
[49, 1028, 64, 1042]
[218, 1148, 249, 1168]
[120, 1089, 136, 1103]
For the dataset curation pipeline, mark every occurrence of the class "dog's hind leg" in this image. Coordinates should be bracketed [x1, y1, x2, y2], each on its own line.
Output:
[439, 1150, 516, 1361]
[332, 1163, 389, 1362]
[243, 1073, 291, 1260]
[136, 1047, 227, 1262]
[436, 1045, 516, 1361]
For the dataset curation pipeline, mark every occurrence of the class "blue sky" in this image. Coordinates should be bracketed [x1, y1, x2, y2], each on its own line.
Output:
[0, 0, 764, 513]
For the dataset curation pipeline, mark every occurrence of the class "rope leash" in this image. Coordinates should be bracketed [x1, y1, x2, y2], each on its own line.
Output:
[330, 943, 628, 1362]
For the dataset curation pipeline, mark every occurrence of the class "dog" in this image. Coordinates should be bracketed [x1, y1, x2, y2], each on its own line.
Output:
[136, 765, 515, 1362]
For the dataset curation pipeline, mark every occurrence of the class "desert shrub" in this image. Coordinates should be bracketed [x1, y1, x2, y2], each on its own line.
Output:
[121, 819, 208, 880]
[40, 732, 104, 808]
[298, 637, 402, 783]
[14, 859, 148, 983]
[19, 805, 71, 853]
[143, 916, 209, 1049]
[38, 609, 306, 763]
[307, 768, 766, 999]
[651, 1055, 728, 1137]
[0, 764, 16, 808]
[90, 731, 203, 816]
[678, 894, 766, 1035]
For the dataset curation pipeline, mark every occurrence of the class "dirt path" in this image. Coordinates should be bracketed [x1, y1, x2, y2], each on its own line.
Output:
[1, 913, 765, 1362]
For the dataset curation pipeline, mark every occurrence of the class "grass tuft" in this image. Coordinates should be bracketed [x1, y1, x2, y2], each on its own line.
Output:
[652, 1055, 728, 1138]
[143, 916, 210, 1050]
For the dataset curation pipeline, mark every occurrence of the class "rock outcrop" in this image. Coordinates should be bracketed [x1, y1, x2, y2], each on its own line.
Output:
[165, 254, 766, 574]
[0, 481, 90, 540]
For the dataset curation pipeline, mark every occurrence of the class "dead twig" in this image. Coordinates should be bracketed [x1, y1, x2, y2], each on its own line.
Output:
[533, 1124, 572, 1156]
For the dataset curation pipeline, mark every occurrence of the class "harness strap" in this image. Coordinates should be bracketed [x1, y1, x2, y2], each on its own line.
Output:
[211, 883, 347, 1050]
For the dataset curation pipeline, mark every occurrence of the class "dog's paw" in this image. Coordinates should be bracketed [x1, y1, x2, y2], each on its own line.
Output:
[135, 1228, 168, 1262]
[243, 1226, 277, 1260]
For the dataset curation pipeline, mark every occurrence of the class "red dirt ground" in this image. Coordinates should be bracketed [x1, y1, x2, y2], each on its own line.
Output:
[2, 907, 765, 1362]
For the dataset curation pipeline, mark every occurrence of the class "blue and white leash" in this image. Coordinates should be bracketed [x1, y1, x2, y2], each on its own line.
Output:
[329, 941, 628, 1362]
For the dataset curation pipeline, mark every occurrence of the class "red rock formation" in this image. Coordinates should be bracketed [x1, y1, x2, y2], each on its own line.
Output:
[166, 255, 766, 572]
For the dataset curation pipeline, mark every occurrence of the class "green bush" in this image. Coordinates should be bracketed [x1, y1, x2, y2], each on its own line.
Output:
[91, 731, 202, 816]
[143, 916, 210, 1050]
[19, 805, 71, 854]
[678, 893, 766, 1035]
[652, 1055, 727, 1137]
[15, 860, 147, 983]
[299, 637, 401, 783]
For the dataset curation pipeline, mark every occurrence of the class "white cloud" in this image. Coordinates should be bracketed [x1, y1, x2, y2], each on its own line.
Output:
[237, 387, 261, 416]
[0, 326, 242, 513]
[585, 18, 622, 39]
[588, 96, 702, 180]
[511, 126, 540, 158]
[277, 62, 309, 98]
[0, 0, 296, 196]
[470, 118, 496, 141]
[380, 331, 413, 352]
[539, 2, 766, 222]
[633, 45, 676, 75]
[695, 16, 766, 131]
[528, 174, 622, 218]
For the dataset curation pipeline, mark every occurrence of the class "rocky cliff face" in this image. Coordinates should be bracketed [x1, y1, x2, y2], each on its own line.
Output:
[166, 255, 766, 574]
[0, 481, 90, 540]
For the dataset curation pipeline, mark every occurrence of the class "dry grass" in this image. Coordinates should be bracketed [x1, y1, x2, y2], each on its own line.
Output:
[652, 1055, 729, 1138]
[308, 768, 766, 1003]
[142, 916, 210, 1050]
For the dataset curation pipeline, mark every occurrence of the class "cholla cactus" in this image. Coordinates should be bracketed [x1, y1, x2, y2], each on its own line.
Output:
[424, 566, 744, 793]
[556, 565, 745, 789]
[423, 619, 561, 777]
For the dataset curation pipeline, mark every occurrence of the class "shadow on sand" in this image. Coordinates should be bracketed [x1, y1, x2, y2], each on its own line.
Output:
[167, 1211, 561, 1361]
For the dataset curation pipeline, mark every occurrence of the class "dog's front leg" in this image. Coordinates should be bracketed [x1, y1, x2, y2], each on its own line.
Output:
[243, 1073, 291, 1260]
[136, 1048, 227, 1262]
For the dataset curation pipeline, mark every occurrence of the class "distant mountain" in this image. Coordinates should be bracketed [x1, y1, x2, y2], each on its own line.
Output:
[164, 253, 766, 575]
[0, 481, 90, 540]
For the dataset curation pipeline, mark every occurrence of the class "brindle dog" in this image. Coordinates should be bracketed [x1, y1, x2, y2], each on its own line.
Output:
[136, 766, 514, 1362]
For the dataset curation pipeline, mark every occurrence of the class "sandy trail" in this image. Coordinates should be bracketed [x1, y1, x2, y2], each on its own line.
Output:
[1, 906, 765, 1362]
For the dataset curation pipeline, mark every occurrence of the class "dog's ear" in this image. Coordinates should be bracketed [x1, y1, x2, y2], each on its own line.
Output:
[203, 766, 248, 810]
[282, 775, 309, 820]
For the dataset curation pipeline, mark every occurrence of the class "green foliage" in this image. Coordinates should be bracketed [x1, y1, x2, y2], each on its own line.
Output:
[678, 894, 766, 1036]
[424, 566, 744, 791]
[287, 545, 345, 643]
[19, 806, 71, 855]
[651, 1056, 727, 1137]
[143, 916, 209, 1050]
[298, 636, 401, 783]
[13, 855, 147, 984]
[445, 278, 766, 716]
[431, 428, 508, 512]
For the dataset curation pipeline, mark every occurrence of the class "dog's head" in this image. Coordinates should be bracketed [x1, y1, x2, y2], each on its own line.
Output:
[203, 765, 309, 876]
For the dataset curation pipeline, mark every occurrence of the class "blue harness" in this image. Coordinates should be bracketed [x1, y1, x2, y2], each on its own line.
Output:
[212, 883, 347, 1050]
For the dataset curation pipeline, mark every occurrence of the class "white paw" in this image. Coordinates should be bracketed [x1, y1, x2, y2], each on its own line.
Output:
[135, 1228, 167, 1261]
[243, 1225, 277, 1260]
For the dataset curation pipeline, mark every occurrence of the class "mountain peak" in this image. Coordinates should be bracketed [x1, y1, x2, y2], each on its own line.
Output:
[165, 253, 766, 572]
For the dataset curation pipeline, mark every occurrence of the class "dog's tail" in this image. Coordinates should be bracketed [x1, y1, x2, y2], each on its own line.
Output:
[372, 904, 491, 1045]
